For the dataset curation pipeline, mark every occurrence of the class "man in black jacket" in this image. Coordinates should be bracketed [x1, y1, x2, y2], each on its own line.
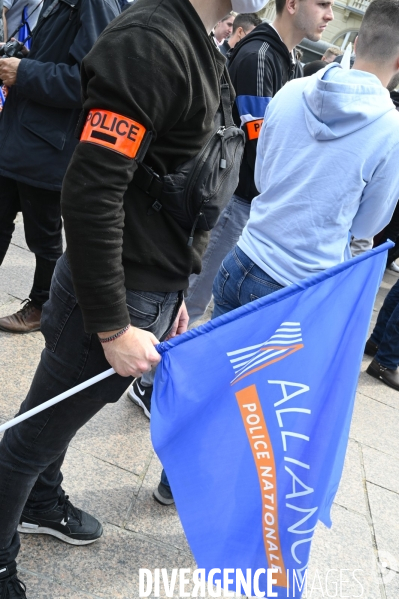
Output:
[130, 0, 334, 504]
[0, 0, 269, 596]
[183, 0, 333, 327]
[0, 0, 120, 334]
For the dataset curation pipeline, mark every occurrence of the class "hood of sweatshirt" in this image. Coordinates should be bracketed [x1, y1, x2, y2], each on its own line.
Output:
[303, 62, 395, 141]
[228, 22, 293, 71]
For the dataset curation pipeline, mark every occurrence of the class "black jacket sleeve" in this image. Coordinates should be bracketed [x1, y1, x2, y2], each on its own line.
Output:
[61, 27, 189, 333]
[15, 0, 120, 109]
[233, 52, 275, 177]
[230, 49, 276, 199]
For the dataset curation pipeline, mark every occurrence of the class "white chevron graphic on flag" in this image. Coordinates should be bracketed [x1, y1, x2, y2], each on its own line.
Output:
[227, 322, 304, 385]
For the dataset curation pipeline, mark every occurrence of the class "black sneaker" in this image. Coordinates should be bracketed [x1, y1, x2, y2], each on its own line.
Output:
[17, 494, 103, 546]
[364, 338, 379, 357]
[0, 566, 27, 598]
[128, 378, 152, 419]
[153, 482, 175, 506]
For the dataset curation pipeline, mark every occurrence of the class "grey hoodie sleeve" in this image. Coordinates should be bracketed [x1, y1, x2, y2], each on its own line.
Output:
[351, 144, 399, 239]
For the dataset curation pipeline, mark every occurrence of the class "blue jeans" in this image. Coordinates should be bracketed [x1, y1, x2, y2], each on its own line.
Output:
[212, 245, 284, 318]
[370, 278, 399, 369]
[185, 195, 251, 325]
[0, 252, 182, 568]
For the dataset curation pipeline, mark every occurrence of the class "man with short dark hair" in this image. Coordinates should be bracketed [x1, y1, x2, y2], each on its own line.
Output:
[212, 0, 399, 325]
[219, 12, 261, 57]
[355, 0, 399, 60]
[303, 58, 325, 76]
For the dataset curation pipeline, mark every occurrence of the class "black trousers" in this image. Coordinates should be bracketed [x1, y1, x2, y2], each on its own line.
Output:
[374, 200, 399, 265]
[0, 176, 63, 308]
[0, 253, 182, 568]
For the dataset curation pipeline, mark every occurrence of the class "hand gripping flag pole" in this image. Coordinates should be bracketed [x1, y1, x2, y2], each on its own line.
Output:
[0, 368, 116, 434]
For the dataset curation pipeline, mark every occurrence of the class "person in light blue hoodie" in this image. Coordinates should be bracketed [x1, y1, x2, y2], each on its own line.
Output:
[213, 0, 399, 318]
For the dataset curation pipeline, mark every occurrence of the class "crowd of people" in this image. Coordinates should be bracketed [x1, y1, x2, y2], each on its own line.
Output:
[1, 0, 399, 596]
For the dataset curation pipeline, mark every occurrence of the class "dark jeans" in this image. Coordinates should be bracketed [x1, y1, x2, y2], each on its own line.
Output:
[370, 278, 399, 369]
[0, 176, 63, 308]
[0, 252, 182, 568]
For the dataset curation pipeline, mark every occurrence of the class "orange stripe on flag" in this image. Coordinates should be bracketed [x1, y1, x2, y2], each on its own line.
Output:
[236, 385, 288, 589]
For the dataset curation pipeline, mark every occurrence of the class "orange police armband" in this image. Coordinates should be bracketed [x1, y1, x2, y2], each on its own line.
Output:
[245, 118, 264, 141]
[80, 109, 147, 159]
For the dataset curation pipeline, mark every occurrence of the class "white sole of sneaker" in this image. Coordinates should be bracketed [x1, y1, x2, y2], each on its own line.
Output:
[152, 489, 175, 506]
[128, 387, 151, 419]
[17, 524, 101, 545]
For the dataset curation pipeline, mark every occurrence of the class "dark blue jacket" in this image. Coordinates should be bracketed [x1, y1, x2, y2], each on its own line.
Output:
[0, 0, 120, 190]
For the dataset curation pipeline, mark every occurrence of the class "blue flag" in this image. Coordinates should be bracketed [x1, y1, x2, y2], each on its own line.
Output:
[18, 6, 32, 50]
[151, 244, 389, 598]
[0, 86, 7, 112]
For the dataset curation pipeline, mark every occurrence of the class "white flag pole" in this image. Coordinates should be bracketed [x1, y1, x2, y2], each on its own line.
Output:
[0, 368, 116, 434]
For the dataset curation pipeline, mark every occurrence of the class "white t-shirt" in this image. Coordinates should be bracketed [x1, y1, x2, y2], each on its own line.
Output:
[3, 0, 42, 39]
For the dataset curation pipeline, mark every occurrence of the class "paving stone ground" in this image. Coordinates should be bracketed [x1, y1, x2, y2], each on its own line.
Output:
[1, 215, 398, 598]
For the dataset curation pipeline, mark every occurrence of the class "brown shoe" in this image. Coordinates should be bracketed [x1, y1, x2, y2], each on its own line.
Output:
[0, 300, 41, 333]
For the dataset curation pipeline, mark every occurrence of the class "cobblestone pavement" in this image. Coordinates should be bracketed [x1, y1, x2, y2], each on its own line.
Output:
[1, 215, 399, 598]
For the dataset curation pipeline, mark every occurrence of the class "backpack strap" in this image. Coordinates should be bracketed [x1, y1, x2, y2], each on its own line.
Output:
[133, 163, 164, 202]
[220, 66, 235, 128]
[133, 66, 234, 208]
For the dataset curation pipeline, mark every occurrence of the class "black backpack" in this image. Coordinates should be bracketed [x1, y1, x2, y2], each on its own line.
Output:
[134, 72, 245, 245]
